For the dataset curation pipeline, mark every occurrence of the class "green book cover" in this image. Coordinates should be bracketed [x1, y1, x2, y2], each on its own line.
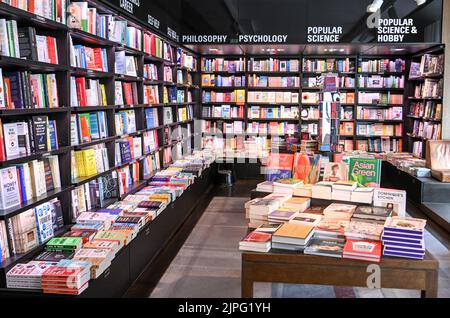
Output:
[46, 237, 83, 248]
[348, 158, 381, 187]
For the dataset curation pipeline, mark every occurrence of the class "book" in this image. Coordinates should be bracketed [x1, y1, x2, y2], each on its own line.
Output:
[238, 230, 271, 253]
[323, 203, 357, 220]
[383, 216, 426, 235]
[373, 188, 406, 217]
[304, 238, 345, 258]
[0, 166, 21, 209]
[323, 162, 348, 182]
[289, 213, 322, 227]
[343, 240, 382, 262]
[345, 220, 384, 241]
[348, 157, 381, 187]
[255, 223, 282, 233]
[272, 223, 314, 246]
[352, 206, 392, 221]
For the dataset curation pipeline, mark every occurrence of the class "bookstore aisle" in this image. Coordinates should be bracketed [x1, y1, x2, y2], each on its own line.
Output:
[151, 180, 450, 298]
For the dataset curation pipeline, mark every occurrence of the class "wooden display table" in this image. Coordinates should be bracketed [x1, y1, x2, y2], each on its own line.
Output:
[241, 251, 439, 298]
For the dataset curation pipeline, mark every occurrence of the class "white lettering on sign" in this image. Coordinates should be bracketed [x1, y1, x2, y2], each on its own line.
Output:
[120, 0, 140, 14]
[377, 18, 417, 42]
[307, 26, 342, 43]
[148, 14, 160, 29]
[238, 34, 288, 43]
[168, 27, 179, 41]
[181, 35, 228, 43]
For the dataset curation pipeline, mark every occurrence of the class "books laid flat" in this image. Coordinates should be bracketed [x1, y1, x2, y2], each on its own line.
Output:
[239, 230, 272, 252]
[314, 219, 349, 242]
[304, 238, 345, 258]
[323, 203, 357, 220]
[282, 197, 311, 213]
[289, 213, 322, 227]
[272, 223, 314, 246]
[332, 180, 358, 192]
[311, 181, 333, 200]
[345, 220, 384, 241]
[350, 187, 374, 204]
[255, 223, 282, 234]
[383, 216, 426, 235]
[267, 209, 297, 223]
[352, 206, 392, 221]
[343, 240, 382, 262]
[256, 181, 273, 193]
[293, 184, 312, 197]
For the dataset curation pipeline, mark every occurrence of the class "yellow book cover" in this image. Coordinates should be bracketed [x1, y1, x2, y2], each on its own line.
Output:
[82, 149, 97, 176]
[75, 151, 86, 177]
[163, 87, 169, 103]
[182, 108, 187, 121]
[235, 89, 246, 104]
[101, 84, 107, 105]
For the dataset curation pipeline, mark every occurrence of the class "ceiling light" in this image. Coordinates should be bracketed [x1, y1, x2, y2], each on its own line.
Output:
[391, 48, 405, 51]
[339, 49, 345, 52]
[277, 49, 285, 52]
[367, 0, 383, 13]
[415, 0, 426, 5]
[209, 48, 219, 52]
[324, 49, 328, 52]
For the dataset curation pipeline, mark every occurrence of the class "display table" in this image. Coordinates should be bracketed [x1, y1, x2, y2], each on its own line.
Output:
[241, 251, 439, 298]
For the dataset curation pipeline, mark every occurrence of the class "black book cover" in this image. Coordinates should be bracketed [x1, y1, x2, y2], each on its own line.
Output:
[27, 119, 35, 153]
[100, 173, 118, 203]
[32, 115, 48, 152]
[89, 181, 101, 209]
[4, 71, 24, 109]
[50, 199, 65, 231]
[18, 26, 38, 61]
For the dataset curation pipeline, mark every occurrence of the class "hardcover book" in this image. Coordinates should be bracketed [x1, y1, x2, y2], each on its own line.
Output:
[348, 157, 381, 187]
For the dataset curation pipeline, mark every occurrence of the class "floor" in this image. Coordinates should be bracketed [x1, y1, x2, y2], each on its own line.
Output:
[150, 179, 450, 298]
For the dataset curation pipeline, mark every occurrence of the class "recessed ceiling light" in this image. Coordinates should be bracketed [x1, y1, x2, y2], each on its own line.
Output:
[324, 49, 328, 52]
[339, 49, 345, 52]
[209, 48, 219, 52]
[261, 49, 265, 51]
[391, 48, 405, 51]
[277, 49, 285, 52]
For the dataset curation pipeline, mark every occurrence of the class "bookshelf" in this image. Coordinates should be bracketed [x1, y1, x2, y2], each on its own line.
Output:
[406, 46, 444, 159]
[0, 0, 199, 279]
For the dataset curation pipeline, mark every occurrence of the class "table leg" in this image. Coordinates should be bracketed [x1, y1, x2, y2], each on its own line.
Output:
[241, 262, 254, 298]
[422, 270, 438, 298]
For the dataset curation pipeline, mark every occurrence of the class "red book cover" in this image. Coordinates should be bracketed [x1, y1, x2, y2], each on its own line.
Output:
[241, 231, 271, 243]
[29, 0, 35, 14]
[150, 34, 156, 56]
[16, 168, 23, 203]
[343, 240, 382, 260]
[123, 83, 133, 105]
[3, 78, 13, 109]
[93, 48, 104, 71]
[46, 37, 57, 64]
[267, 153, 294, 170]
[76, 77, 87, 106]
[42, 266, 83, 279]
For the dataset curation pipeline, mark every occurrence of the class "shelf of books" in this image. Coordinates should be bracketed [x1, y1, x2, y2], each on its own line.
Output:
[0, 0, 201, 294]
[406, 46, 444, 159]
[354, 57, 406, 153]
[301, 56, 356, 153]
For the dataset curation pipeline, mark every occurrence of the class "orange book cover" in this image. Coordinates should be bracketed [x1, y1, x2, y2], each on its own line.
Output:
[267, 153, 294, 170]
[79, 116, 92, 143]
[273, 223, 314, 240]
[3, 78, 13, 109]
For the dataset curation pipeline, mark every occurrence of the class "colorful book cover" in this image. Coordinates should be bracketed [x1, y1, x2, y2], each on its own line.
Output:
[292, 153, 322, 184]
[348, 157, 381, 187]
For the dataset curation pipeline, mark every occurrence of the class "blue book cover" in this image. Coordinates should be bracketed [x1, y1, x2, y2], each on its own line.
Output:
[48, 120, 58, 150]
[102, 49, 108, 71]
[382, 229, 423, 240]
[381, 235, 423, 245]
[145, 108, 154, 128]
[17, 165, 27, 202]
[119, 141, 132, 163]
[89, 113, 100, 139]
[383, 250, 424, 260]
[384, 245, 425, 254]
[120, 112, 128, 133]
[98, 111, 108, 138]
[34, 202, 54, 244]
[265, 169, 292, 181]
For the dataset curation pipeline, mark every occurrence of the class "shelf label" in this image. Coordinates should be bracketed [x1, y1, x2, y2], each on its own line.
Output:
[119, 0, 140, 14]
[307, 26, 342, 43]
[148, 14, 160, 30]
[33, 15, 46, 23]
[367, 11, 418, 43]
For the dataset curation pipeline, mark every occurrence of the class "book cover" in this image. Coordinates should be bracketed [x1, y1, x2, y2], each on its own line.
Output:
[323, 162, 348, 182]
[348, 157, 381, 187]
[32, 115, 49, 152]
[0, 166, 21, 209]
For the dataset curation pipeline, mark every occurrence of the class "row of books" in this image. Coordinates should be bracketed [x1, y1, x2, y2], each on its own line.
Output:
[301, 107, 320, 120]
[114, 81, 139, 105]
[409, 101, 442, 120]
[70, 112, 108, 145]
[357, 75, 404, 88]
[358, 58, 405, 73]
[248, 58, 299, 72]
[1, 0, 67, 24]
[413, 79, 443, 98]
[0, 156, 61, 210]
[356, 106, 403, 121]
[70, 41, 108, 72]
[302, 58, 355, 73]
[72, 145, 110, 179]
[300, 123, 318, 136]
[115, 136, 142, 165]
[201, 105, 244, 119]
[302, 76, 355, 89]
[143, 85, 159, 104]
[0, 198, 63, 261]
[115, 52, 139, 77]
[340, 122, 354, 136]
[201, 58, 245, 73]
[4, 152, 213, 294]
[357, 92, 403, 105]
[356, 138, 403, 153]
[409, 53, 444, 78]
[0, 70, 59, 109]
[247, 106, 300, 119]
[201, 74, 246, 87]
[248, 75, 300, 88]
[356, 123, 403, 137]
[247, 122, 299, 135]
[0, 21, 59, 63]
[248, 91, 299, 104]
[70, 77, 107, 107]
[143, 64, 158, 81]
[202, 90, 246, 104]
[412, 141, 424, 158]
[410, 120, 441, 140]
[163, 86, 191, 104]
[114, 110, 136, 136]
[177, 48, 197, 70]
[163, 66, 173, 82]
[0, 116, 58, 161]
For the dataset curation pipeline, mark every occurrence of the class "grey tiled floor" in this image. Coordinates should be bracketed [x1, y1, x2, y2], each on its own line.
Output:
[150, 196, 450, 298]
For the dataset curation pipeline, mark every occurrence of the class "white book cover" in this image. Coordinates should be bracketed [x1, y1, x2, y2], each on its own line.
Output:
[35, 35, 48, 63]
[0, 19, 10, 57]
[11, 20, 20, 59]
[0, 68, 5, 108]
[47, 155, 61, 189]
[0, 167, 21, 209]
[373, 188, 406, 217]
[3, 123, 20, 159]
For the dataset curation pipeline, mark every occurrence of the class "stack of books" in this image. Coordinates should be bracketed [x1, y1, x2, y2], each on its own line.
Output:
[304, 239, 345, 258]
[273, 178, 303, 196]
[41, 262, 91, 295]
[45, 237, 83, 254]
[289, 213, 322, 227]
[352, 206, 392, 223]
[267, 209, 297, 223]
[343, 240, 382, 262]
[246, 194, 288, 228]
[271, 223, 314, 251]
[239, 230, 272, 253]
[350, 187, 374, 204]
[345, 220, 384, 241]
[256, 181, 274, 193]
[6, 262, 54, 290]
[331, 181, 358, 201]
[282, 197, 311, 213]
[382, 216, 426, 260]
[73, 248, 114, 279]
[323, 203, 357, 220]
[314, 218, 349, 242]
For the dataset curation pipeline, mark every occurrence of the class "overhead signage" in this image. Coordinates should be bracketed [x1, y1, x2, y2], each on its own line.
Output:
[307, 26, 343, 43]
[181, 34, 288, 44]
